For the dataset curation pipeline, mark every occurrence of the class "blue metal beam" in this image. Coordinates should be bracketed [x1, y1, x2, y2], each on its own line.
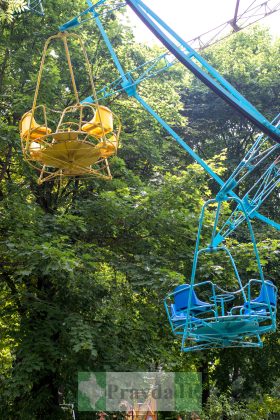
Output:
[126, 0, 280, 143]
[80, 2, 227, 186]
[254, 211, 280, 230]
[85, 0, 128, 83]
[75, 0, 280, 239]
[134, 93, 226, 187]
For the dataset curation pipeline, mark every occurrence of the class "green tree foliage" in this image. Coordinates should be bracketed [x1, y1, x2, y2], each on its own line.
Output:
[180, 26, 280, 242]
[0, 0, 27, 23]
[0, 1, 279, 418]
[181, 27, 279, 168]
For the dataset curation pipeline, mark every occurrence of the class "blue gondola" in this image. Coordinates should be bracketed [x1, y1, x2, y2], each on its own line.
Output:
[38, 0, 279, 351]
[165, 279, 277, 352]
[164, 197, 277, 352]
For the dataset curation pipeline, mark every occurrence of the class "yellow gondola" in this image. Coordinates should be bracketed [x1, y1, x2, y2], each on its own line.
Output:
[29, 142, 43, 161]
[81, 105, 113, 138]
[96, 133, 118, 158]
[40, 140, 102, 169]
[20, 112, 52, 140]
[19, 32, 121, 184]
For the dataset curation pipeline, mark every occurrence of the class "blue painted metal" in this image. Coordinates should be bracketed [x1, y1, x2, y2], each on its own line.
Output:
[79, 0, 280, 143]
[212, 114, 280, 244]
[166, 195, 278, 350]
[126, 0, 280, 143]
[134, 93, 226, 187]
[214, 153, 280, 245]
[191, 197, 265, 285]
[27, 0, 44, 15]
[254, 212, 280, 230]
[83, 53, 175, 101]
[164, 278, 277, 351]
[125, 1, 278, 349]
[220, 114, 280, 191]
[77, 3, 230, 187]
[85, 0, 129, 82]
[77, 3, 280, 237]
[63, 2, 280, 138]
[59, 1, 126, 32]
[58, 0, 279, 350]
[62, 2, 279, 232]
[73, 1, 280, 237]
[59, 1, 104, 31]
[59, 1, 280, 101]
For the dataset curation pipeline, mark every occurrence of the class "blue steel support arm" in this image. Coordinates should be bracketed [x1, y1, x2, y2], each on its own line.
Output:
[126, 0, 280, 143]
[134, 93, 226, 187]
[85, 0, 129, 83]
[79, 1, 228, 186]
[254, 212, 280, 230]
[61, 1, 280, 101]
[72, 0, 279, 238]
[59, 0, 113, 31]
[213, 161, 280, 246]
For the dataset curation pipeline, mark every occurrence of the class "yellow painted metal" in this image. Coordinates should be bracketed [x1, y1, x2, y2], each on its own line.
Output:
[20, 104, 121, 184]
[52, 131, 79, 142]
[97, 133, 118, 158]
[19, 32, 121, 184]
[20, 112, 51, 140]
[81, 105, 113, 138]
[40, 140, 102, 169]
[29, 142, 42, 161]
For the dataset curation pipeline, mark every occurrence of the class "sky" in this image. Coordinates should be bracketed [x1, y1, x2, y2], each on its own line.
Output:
[124, 0, 280, 45]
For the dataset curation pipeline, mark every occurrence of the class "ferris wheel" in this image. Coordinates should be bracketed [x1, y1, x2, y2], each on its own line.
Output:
[21, 0, 280, 351]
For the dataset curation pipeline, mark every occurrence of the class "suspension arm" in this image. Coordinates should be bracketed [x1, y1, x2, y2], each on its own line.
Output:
[126, 0, 280, 143]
